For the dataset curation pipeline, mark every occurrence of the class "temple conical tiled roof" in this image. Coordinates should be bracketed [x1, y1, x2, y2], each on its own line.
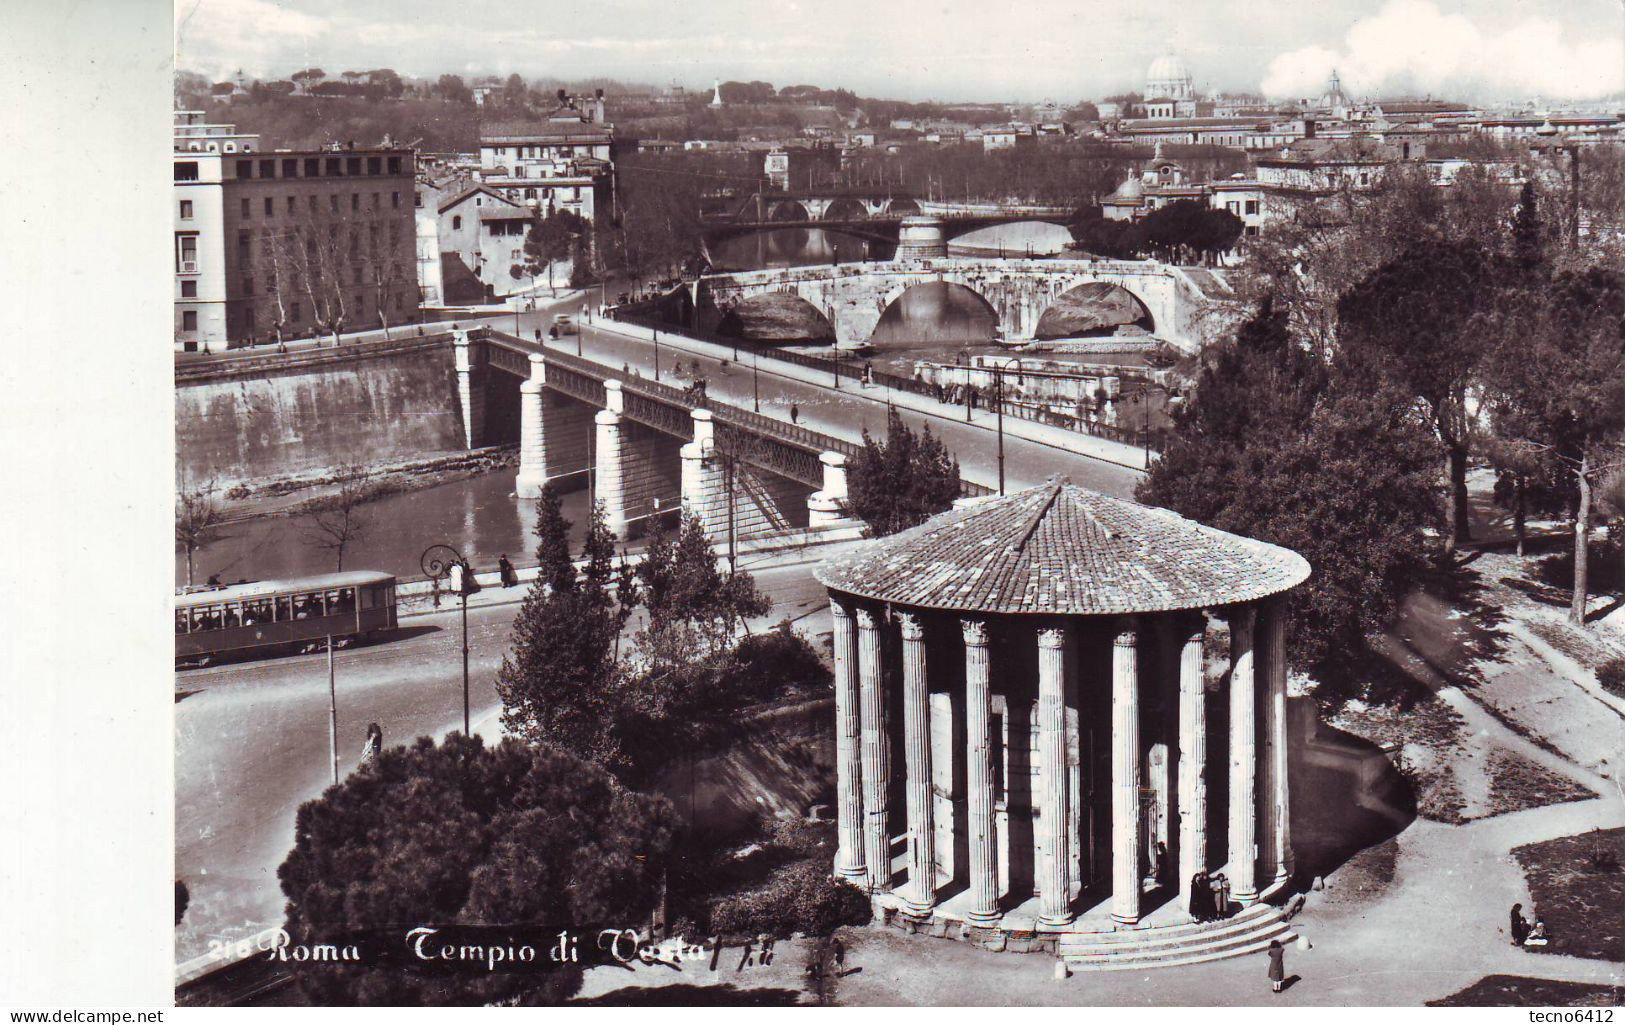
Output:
[816, 480, 1310, 615]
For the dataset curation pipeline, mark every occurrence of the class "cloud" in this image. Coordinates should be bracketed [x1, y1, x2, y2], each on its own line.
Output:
[1259, 0, 1623, 101]
[176, 0, 330, 79]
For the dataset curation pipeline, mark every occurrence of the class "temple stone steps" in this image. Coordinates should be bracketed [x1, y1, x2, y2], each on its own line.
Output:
[1059, 901, 1276, 944]
[1059, 906, 1294, 971]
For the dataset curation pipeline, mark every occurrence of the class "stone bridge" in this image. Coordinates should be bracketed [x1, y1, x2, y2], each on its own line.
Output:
[707, 193, 1076, 246]
[453, 326, 866, 544]
[694, 257, 1230, 353]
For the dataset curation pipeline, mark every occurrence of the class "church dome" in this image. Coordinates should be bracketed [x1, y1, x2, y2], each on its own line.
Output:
[1146, 51, 1194, 101]
[1110, 175, 1145, 201]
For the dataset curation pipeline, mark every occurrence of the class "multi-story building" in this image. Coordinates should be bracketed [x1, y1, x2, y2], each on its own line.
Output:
[477, 94, 616, 224]
[173, 112, 418, 351]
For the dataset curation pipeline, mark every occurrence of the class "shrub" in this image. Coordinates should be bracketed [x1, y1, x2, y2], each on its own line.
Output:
[1597, 657, 1625, 699]
[731, 626, 831, 704]
[708, 861, 870, 940]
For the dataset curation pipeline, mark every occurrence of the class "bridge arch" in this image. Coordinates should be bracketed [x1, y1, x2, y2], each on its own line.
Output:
[767, 200, 810, 222]
[716, 291, 836, 343]
[822, 197, 869, 222]
[1033, 280, 1156, 340]
[869, 281, 1000, 347]
[884, 197, 921, 217]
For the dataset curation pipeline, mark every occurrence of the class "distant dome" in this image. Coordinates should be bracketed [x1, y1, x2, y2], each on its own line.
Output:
[1146, 51, 1194, 101]
[1111, 175, 1145, 201]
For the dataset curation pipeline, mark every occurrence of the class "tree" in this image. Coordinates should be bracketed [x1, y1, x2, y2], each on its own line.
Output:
[497, 499, 625, 768]
[1137, 300, 1441, 687]
[1482, 267, 1625, 625]
[277, 733, 678, 1005]
[289, 68, 325, 94]
[210, 81, 236, 96]
[502, 72, 527, 107]
[514, 209, 589, 294]
[176, 485, 227, 587]
[847, 406, 963, 537]
[435, 74, 472, 104]
[301, 471, 375, 571]
[1337, 239, 1501, 555]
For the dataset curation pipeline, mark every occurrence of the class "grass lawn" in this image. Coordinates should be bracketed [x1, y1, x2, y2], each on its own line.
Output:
[1513, 827, 1625, 963]
[1484, 748, 1597, 817]
[1428, 975, 1622, 1007]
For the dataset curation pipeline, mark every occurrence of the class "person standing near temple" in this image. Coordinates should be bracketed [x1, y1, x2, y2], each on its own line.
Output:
[1189, 871, 1213, 921]
[1266, 938, 1286, 993]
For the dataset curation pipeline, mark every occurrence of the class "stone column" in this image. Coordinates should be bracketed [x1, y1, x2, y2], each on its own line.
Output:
[1037, 624, 1073, 929]
[898, 612, 936, 915]
[1176, 613, 1208, 916]
[1262, 599, 1293, 884]
[856, 607, 891, 893]
[1228, 605, 1259, 907]
[830, 597, 866, 883]
[594, 380, 628, 537]
[516, 353, 547, 498]
[1111, 619, 1143, 925]
[962, 618, 1000, 925]
[807, 451, 850, 525]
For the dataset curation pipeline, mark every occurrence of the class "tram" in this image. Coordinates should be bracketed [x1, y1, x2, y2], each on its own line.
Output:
[175, 571, 398, 666]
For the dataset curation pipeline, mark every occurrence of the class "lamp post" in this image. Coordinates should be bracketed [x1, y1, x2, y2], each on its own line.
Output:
[752, 349, 761, 413]
[958, 349, 972, 422]
[422, 544, 473, 735]
[326, 634, 338, 784]
[653, 328, 661, 381]
[988, 357, 1022, 496]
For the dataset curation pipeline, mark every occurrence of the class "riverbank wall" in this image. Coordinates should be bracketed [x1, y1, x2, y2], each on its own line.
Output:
[176, 336, 470, 489]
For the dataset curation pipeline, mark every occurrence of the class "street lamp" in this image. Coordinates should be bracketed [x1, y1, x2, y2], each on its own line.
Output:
[753, 348, 761, 413]
[957, 349, 972, 422]
[421, 544, 477, 736]
[988, 357, 1022, 496]
[653, 328, 661, 381]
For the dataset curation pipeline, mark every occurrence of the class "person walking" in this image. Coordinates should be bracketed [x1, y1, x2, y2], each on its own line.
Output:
[360, 722, 383, 766]
[789, 403, 799, 424]
[1266, 938, 1286, 993]
[498, 554, 517, 588]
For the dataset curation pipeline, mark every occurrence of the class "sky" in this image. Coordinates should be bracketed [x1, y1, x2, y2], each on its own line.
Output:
[175, 0, 1625, 103]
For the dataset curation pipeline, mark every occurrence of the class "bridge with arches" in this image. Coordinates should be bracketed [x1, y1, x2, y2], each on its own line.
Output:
[693, 257, 1230, 353]
[704, 191, 1077, 246]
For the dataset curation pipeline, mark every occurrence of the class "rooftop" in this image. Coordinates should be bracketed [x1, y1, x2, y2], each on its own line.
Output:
[480, 120, 614, 143]
[816, 479, 1309, 616]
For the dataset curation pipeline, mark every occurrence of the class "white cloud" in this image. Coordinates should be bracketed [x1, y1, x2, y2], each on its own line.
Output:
[176, 0, 330, 79]
[1259, 0, 1623, 101]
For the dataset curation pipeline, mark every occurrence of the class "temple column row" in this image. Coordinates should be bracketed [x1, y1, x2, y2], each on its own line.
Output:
[830, 599, 1292, 927]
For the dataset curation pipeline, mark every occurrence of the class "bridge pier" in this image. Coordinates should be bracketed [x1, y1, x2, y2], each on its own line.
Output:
[595, 381, 630, 537]
[516, 353, 547, 498]
[680, 409, 725, 538]
[453, 328, 487, 449]
[808, 451, 851, 525]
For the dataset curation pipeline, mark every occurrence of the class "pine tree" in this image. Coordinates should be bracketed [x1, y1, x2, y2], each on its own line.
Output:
[531, 483, 575, 596]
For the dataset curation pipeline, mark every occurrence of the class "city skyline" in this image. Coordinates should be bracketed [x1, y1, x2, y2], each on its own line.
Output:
[176, 0, 1625, 104]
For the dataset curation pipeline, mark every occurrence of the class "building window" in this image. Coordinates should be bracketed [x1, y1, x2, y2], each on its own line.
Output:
[387, 156, 401, 174]
[1245, 200, 1259, 215]
[351, 193, 360, 212]
[305, 158, 320, 177]
[452, 215, 462, 229]
[370, 193, 380, 210]
[241, 197, 251, 217]
[1245, 225, 1260, 236]
[236, 159, 253, 178]
[174, 161, 199, 182]
[413, 192, 422, 208]
[176, 233, 198, 271]
[182, 310, 198, 331]
[346, 157, 362, 176]
[330, 194, 340, 213]
[367, 156, 381, 175]
[242, 276, 254, 295]
[263, 197, 273, 216]
[259, 159, 276, 179]
[326, 158, 342, 176]
[179, 200, 193, 220]
[180, 280, 197, 298]
[392, 191, 400, 208]
[282, 158, 298, 178]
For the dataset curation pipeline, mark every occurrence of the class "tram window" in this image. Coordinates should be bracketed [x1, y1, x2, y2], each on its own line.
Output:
[337, 588, 356, 613]
[223, 604, 242, 628]
[275, 596, 292, 621]
[176, 611, 189, 634]
[358, 587, 375, 610]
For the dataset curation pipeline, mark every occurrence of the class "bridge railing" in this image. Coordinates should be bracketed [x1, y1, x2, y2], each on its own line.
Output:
[609, 310, 1163, 453]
